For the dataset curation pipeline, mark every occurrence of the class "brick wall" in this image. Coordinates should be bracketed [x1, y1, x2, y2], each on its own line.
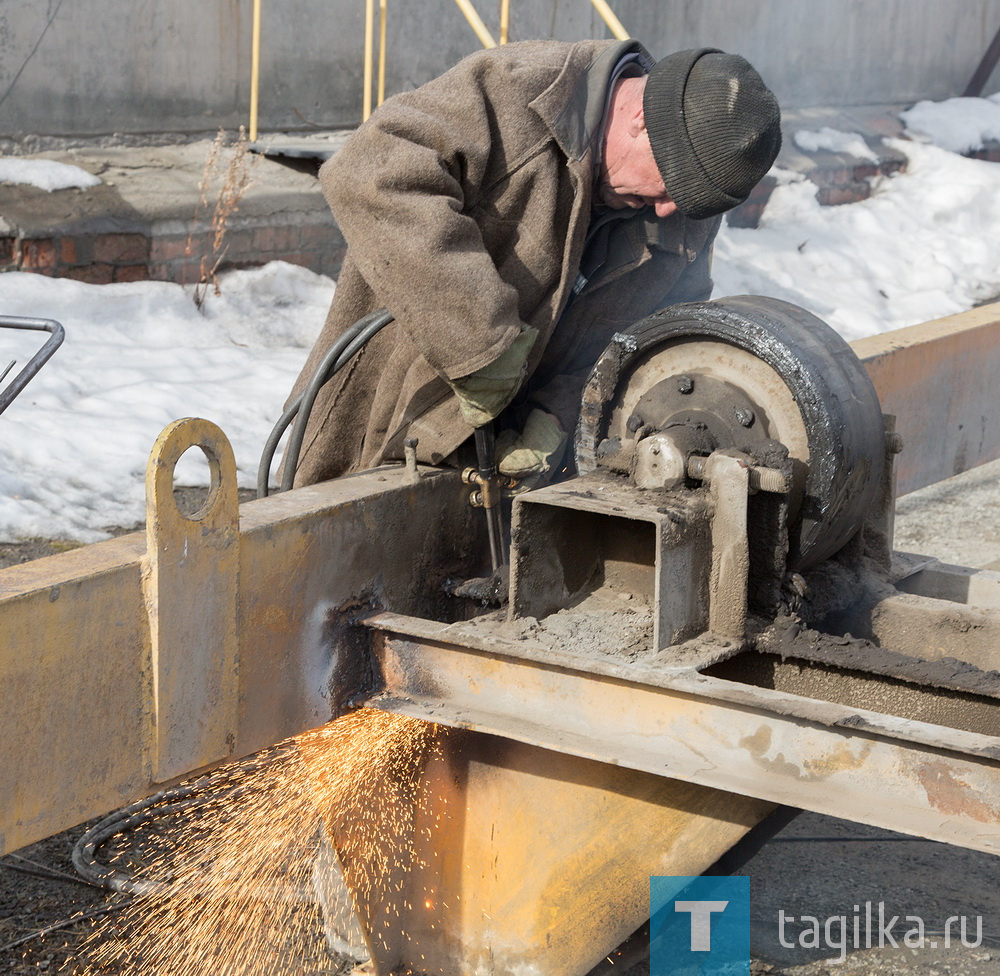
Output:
[0, 217, 347, 285]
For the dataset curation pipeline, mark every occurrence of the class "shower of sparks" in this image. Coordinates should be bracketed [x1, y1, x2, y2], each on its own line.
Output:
[68, 709, 449, 976]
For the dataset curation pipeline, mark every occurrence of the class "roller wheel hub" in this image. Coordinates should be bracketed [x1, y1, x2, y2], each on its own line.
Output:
[575, 296, 886, 571]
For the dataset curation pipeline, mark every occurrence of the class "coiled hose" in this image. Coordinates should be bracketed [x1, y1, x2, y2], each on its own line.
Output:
[257, 308, 394, 497]
[71, 750, 290, 894]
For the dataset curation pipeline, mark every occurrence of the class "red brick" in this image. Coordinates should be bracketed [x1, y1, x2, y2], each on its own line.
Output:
[726, 201, 765, 230]
[171, 259, 210, 287]
[92, 232, 149, 265]
[151, 234, 202, 263]
[817, 184, 870, 207]
[220, 228, 255, 259]
[252, 224, 300, 254]
[61, 263, 115, 285]
[299, 223, 339, 247]
[113, 264, 150, 283]
[251, 225, 279, 252]
[19, 238, 58, 270]
[58, 237, 78, 265]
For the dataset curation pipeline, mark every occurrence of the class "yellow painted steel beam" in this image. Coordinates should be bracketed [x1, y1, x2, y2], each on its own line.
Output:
[308, 726, 772, 975]
[249, 0, 262, 141]
[363, 0, 375, 120]
[852, 300, 1000, 495]
[589, 0, 629, 40]
[377, 0, 387, 107]
[453, 0, 497, 48]
[0, 420, 481, 856]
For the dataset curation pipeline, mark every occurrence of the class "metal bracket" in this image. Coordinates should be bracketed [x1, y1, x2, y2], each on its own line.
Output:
[142, 417, 240, 782]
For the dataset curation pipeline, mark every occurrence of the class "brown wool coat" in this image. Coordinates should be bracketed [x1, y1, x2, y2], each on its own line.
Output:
[288, 38, 721, 485]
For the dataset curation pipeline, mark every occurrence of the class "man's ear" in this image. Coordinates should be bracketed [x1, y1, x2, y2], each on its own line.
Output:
[628, 104, 647, 139]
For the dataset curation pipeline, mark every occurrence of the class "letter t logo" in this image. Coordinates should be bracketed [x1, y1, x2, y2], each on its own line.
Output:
[674, 900, 730, 951]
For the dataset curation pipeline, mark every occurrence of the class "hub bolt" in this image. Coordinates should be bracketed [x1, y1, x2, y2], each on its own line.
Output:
[677, 375, 694, 395]
[735, 407, 755, 428]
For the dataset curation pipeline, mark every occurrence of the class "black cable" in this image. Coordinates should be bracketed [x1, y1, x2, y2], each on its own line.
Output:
[0, 904, 121, 955]
[256, 308, 393, 497]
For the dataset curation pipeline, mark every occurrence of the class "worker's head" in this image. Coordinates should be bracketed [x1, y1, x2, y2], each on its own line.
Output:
[599, 48, 781, 220]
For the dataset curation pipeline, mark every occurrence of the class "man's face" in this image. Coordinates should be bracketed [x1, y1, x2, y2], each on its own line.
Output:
[598, 126, 678, 219]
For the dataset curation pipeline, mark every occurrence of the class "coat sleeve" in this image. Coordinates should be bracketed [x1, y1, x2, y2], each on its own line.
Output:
[320, 63, 527, 382]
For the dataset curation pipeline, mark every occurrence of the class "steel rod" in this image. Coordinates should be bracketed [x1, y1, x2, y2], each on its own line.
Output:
[0, 317, 64, 416]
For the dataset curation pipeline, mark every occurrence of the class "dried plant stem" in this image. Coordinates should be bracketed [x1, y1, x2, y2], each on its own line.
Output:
[186, 127, 258, 309]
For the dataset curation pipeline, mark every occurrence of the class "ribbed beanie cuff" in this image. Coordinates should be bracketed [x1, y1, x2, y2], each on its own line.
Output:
[643, 47, 782, 219]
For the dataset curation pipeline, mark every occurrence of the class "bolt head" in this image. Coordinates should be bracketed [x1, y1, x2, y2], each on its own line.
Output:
[735, 407, 755, 428]
[626, 412, 644, 433]
[677, 375, 694, 395]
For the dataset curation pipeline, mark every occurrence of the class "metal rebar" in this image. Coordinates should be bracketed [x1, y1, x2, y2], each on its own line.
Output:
[0, 316, 65, 416]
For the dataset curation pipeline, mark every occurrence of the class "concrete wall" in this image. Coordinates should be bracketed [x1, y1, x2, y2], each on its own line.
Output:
[1, 0, 999, 140]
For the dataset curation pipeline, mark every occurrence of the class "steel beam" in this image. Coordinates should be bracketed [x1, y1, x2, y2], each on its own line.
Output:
[364, 612, 1000, 856]
[0, 421, 481, 855]
[853, 300, 1000, 494]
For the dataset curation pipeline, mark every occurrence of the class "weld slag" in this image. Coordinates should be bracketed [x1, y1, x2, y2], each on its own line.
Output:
[777, 902, 983, 962]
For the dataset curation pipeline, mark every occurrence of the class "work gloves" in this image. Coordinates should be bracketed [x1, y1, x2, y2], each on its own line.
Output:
[447, 327, 537, 428]
[496, 408, 567, 481]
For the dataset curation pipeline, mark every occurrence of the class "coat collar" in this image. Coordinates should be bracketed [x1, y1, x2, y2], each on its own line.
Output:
[528, 39, 655, 162]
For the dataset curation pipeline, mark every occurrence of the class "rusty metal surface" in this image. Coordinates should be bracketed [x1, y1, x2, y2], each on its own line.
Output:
[343, 730, 772, 976]
[895, 559, 1000, 610]
[852, 300, 1000, 495]
[364, 612, 1000, 855]
[705, 452, 750, 641]
[0, 422, 482, 855]
[508, 476, 711, 649]
[865, 591, 1000, 672]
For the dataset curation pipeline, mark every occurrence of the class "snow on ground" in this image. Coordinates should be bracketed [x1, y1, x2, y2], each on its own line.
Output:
[0, 263, 332, 541]
[713, 137, 1000, 339]
[0, 158, 101, 192]
[901, 91, 1000, 153]
[2, 94, 1000, 543]
[792, 127, 878, 162]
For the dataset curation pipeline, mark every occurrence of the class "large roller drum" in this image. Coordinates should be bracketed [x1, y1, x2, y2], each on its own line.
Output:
[575, 296, 886, 570]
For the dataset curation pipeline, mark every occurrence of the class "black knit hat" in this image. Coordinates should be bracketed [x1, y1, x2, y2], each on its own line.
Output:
[643, 48, 782, 219]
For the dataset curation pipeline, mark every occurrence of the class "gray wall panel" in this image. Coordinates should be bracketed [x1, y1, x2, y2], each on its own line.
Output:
[0, 0, 997, 139]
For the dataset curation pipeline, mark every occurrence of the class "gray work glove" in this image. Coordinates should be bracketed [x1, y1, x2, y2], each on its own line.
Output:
[496, 408, 568, 480]
[447, 327, 537, 428]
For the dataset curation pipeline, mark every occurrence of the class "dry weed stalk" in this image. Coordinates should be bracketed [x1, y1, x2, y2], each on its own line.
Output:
[187, 127, 258, 309]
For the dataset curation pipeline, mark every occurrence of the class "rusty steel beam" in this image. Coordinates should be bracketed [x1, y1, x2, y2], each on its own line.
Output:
[0, 420, 481, 855]
[364, 612, 1000, 856]
[852, 300, 1000, 495]
[896, 560, 1000, 610]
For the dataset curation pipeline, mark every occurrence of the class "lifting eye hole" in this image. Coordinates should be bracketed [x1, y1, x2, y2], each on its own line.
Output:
[171, 445, 222, 521]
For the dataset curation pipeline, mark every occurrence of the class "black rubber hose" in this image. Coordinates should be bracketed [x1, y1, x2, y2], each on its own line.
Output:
[257, 309, 394, 497]
[71, 749, 289, 895]
[71, 786, 201, 895]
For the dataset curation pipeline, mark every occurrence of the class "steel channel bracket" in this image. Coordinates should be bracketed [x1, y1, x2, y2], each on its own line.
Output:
[362, 611, 1000, 856]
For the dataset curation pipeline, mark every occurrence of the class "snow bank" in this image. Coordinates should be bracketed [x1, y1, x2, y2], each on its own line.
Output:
[793, 127, 878, 162]
[0, 158, 101, 192]
[0, 263, 332, 541]
[713, 138, 1000, 339]
[900, 93, 1000, 154]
